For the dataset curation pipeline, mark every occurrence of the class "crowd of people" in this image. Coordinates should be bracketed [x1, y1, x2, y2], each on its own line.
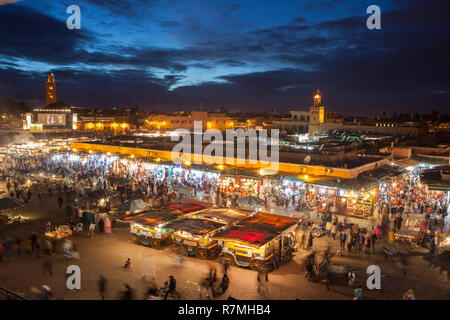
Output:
[0, 147, 448, 300]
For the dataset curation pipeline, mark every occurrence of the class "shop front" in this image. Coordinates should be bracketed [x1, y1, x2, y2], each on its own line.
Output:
[310, 183, 378, 218]
[220, 175, 262, 197]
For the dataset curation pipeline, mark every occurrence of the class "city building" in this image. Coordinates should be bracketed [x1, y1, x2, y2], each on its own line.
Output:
[273, 90, 422, 136]
[147, 111, 233, 131]
[78, 115, 130, 132]
[27, 107, 77, 131]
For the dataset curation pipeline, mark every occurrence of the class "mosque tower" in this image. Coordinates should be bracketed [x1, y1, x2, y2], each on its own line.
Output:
[46, 71, 57, 106]
[308, 89, 324, 135]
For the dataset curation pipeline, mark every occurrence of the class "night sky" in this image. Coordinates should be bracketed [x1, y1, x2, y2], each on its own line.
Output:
[0, 0, 449, 115]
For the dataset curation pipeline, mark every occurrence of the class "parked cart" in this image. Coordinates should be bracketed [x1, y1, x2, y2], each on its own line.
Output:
[213, 213, 298, 272]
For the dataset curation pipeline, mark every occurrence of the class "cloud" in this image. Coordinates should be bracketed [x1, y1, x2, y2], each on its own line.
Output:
[0, 0, 449, 115]
[301, 1, 334, 11]
[0, 4, 94, 64]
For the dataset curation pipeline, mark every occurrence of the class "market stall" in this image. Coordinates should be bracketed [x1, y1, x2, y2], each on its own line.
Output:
[44, 225, 72, 240]
[86, 189, 113, 211]
[236, 195, 264, 211]
[0, 212, 31, 224]
[220, 170, 262, 196]
[441, 235, 450, 253]
[165, 217, 225, 259]
[124, 202, 214, 249]
[345, 188, 377, 218]
[213, 213, 298, 271]
[124, 209, 181, 248]
[118, 199, 148, 215]
[172, 186, 195, 199]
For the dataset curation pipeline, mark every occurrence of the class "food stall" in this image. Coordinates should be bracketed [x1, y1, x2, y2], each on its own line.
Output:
[220, 170, 262, 196]
[124, 209, 181, 248]
[394, 218, 429, 245]
[342, 188, 377, 218]
[124, 202, 211, 249]
[172, 186, 195, 199]
[44, 225, 72, 240]
[213, 213, 298, 271]
[0, 213, 31, 224]
[441, 234, 450, 253]
[118, 199, 148, 215]
[86, 189, 112, 212]
[165, 217, 226, 259]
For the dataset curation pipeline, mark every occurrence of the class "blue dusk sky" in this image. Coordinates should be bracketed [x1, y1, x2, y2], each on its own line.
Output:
[0, 0, 449, 114]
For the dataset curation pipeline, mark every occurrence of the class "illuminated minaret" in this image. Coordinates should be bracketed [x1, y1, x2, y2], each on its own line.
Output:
[308, 89, 324, 135]
[46, 71, 57, 106]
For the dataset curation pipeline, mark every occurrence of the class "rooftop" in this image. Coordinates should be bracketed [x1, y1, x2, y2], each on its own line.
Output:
[165, 217, 225, 236]
[213, 213, 298, 247]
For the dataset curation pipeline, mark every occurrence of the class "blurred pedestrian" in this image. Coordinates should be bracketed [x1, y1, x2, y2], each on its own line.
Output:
[370, 231, 377, 254]
[402, 289, 416, 300]
[353, 285, 363, 300]
[220, 257, 230, 275]
[41, 256, 53, 277]
[164, 275, 177, 300]
[15, 237, 22, 256]
[57, 196, 63, 209]
[120, 284, 134, 300]
[339, 231, 346, 250]
[98, 218, 105, 233]
[104, 217, 112, 234]
[257, 269, 269, 282]
[257, 271, 268, 297]
[45, 220, 52, 233]
[324, 271, 334, 291]
[0, 242, 4, 262]
[98, 275, 107, 300]
[25, 238, 32, 255]
[88, 223, 95, 239]
[306, 232, 313, 250]
[365, 237, 371, 255]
